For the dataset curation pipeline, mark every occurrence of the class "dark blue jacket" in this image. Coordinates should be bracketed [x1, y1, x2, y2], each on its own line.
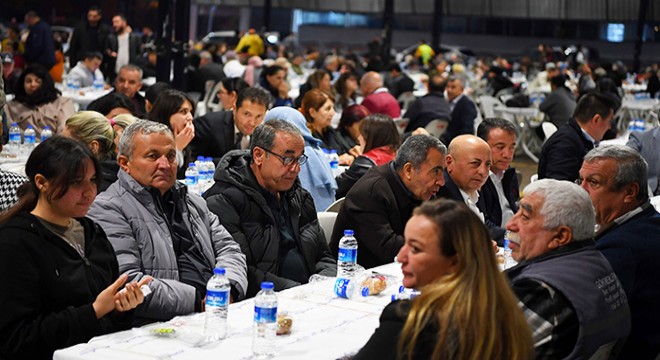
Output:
[596, 203, 660, 359]
[24, 20, 55, 69]
[443, 95, 477, 145]
[538, 117, 594, 182]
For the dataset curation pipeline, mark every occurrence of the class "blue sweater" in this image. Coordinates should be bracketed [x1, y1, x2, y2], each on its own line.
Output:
[595, 203, 660, 359]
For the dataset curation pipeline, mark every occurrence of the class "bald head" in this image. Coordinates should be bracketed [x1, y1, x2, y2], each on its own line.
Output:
[360, 71, 383, 96]
[446, 135, 492, 193]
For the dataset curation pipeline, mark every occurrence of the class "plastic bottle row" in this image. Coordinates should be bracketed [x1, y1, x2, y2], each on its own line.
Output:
[185, 157, 216, 196]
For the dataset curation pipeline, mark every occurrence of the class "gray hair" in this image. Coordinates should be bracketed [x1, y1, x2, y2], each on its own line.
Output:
[523, 179, 595, 240]
[118, 120, 173, 158]
[118, 64, 143, 79]
[447, 75, 466, 88]
[394, 134, 447, 171]
[250, 119, 303, 155]
[583, 145, 649, 201]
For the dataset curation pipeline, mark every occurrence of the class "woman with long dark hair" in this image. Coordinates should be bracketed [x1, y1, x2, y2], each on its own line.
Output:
[147, 89, 196, 178]
[4, 64, 75, 137]
[355, 199, 533, 360]
[0, 137, 150, 360]
[334, 72, 359, 110]
[259, 64, 293, 108]
[217, 77, 249, 111]
[335, 114, 400, 198]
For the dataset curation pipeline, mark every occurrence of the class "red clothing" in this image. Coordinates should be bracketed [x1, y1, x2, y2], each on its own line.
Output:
[363, 146, 395, 166]
[361, 89, 401, 119]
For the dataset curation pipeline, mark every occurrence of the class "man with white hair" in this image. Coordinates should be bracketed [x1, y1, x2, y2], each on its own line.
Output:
[360, 71, 400, 119]
[505, 179, 630, 359]
[579, 145, 660, 359]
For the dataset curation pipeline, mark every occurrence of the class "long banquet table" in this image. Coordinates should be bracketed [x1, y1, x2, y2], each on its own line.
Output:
[54, 262, 403, 360]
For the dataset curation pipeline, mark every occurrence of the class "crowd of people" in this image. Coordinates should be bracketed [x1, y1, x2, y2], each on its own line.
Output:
[1, 6, 660, 360]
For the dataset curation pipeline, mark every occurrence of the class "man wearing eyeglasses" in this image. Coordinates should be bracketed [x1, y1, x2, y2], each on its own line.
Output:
[204, 119, 337, 298]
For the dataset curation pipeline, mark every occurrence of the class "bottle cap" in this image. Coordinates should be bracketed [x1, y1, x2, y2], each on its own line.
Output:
[188, 162, 195, 167]
[43, 126, 51, 130]
[213, 267, 226, 275]
[27, 125, 34, 129]
[197, 156, 204, 160]
[343, 229, 354, 236]
[360, 287, 369, 297]
[261, 281, 274, 290]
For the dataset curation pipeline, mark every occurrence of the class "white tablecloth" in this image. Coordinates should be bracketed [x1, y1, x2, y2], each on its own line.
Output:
[54, 263, 403, 360]
[62, 88, 112, 110]
[493, 106, 542, 162]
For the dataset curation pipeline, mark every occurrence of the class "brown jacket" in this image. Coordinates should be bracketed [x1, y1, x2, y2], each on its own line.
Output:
[4, 96, 74, 137]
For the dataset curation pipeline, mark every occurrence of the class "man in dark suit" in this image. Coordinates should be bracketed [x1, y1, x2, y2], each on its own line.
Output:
[476, 117, 520, 231]
[404, 73, 451, 133]
[23, 11, 55, 70]
[385, 62, 415, 100]
[538, 92, 617, 182]
[68, 6, 111, 68]
[190, 87, 270, 163]
[188, 50, 225, 96]
[444, 76, 477, 145]
[436, 134, 505, 242]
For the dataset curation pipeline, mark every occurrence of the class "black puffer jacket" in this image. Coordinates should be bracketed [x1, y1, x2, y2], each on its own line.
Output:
[204, 150, 336, 298]
[0, 212, 132, 360]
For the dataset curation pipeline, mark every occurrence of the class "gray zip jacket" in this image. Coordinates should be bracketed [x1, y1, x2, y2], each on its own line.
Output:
[89, 170, 247, 323]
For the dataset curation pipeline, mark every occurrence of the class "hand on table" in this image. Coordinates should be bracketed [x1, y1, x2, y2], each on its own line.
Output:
[338, 153, 354, 166]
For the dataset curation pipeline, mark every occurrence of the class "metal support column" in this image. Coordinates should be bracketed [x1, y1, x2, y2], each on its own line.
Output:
[172, 0, 190, 90]
[633, 0, 651, 73]
[431, 0, 443, 53]
[381, 0, 394, 65]
[156, 0, 173, 83]
[263, 0, 272, 31]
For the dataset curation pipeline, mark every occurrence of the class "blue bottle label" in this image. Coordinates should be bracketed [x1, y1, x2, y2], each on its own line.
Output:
[206, 289, 229, 307]
[334, 278, 352, 298]
[9, 133, 20, 142]
[185, 175, 198, 185]
[254, 306, 277, 323]
[338, 248, 357, 263]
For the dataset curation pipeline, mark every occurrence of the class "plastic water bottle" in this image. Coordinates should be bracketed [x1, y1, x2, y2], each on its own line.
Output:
[636, 118, 646, 132]
[204, 267, 230, 342]
[391, 286, 421, 301]
[253, 282, 277, 359]
[329, 149, 340, 176]
[8, 123, 22, 145]
[185, 163, 200, 195]
[337, 229, 358, 278]
[204, 157, 215, 183]
[334, 276, 369, 299]
[23, 125, 36, 149]
[93, 77, 104, 91]
[40, 126, 53, 142]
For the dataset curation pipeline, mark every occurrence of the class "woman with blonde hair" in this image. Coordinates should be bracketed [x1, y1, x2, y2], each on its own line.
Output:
[62, 111, 118, 192]
[355, 199, 533, 360]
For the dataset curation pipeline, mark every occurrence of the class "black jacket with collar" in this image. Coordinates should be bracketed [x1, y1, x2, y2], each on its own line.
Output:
[204, 150, 336, 298]
[477, 167, 520, 229]
[0, 213, 132, 360]
[436, 170, 506, 244]
[443, 95, 477, 145]
[190, 110, 236, 165]
[538, 117, 594, 182]
[330, 162, 421, 269]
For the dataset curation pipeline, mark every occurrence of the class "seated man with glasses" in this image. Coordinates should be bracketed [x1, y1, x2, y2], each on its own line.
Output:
[204, 119, 337, 298]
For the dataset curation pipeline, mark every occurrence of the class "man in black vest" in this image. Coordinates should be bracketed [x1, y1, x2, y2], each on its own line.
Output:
[190, 87, 269, 164]
[505, 179, 630, 359]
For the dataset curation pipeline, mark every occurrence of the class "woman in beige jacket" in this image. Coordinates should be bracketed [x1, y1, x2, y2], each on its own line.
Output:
[4, 64, 74, 137]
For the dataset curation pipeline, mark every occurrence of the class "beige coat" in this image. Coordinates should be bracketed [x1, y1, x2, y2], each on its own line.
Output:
[4, 96, 74, 137]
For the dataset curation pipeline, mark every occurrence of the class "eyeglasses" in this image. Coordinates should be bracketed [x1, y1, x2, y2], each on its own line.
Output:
[261, 147, 308, 166]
